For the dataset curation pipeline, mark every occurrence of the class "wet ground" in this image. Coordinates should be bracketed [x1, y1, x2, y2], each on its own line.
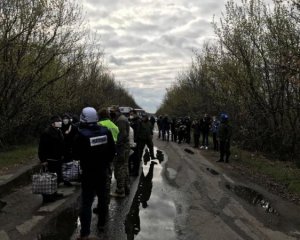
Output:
[40, 147, 177, 240]
[38, 136, 300, 240]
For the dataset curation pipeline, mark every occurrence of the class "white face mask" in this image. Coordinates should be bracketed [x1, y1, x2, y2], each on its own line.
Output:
[129, 115, 134, 119]
[63, 119, 69, 125]
[54, 121, 62, 128]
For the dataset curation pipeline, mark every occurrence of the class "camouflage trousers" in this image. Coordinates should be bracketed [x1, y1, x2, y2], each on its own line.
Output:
[113, 145, 130, 193]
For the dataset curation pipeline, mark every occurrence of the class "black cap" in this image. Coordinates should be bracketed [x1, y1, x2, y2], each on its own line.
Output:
[50, 115, 61, 123]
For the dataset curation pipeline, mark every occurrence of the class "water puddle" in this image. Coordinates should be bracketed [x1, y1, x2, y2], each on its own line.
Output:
[38, 198, 80, 239]
[0, 200, 6, 211]
[125, 147, 176, 240]
[226, 184, 279, 215]
[39, 147, 176, 240]
[206, 168, 219, 175]
[184, 148, 194, 154]
[156, 149, 164, 163]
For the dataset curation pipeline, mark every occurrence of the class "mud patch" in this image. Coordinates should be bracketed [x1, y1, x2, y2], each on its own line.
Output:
[226, 184, 279, 215]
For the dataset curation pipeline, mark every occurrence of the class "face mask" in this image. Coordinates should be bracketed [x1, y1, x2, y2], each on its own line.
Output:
[129, 115, 134, 119]
[54, 121, 62, 128]
[63, 119, 69, 125]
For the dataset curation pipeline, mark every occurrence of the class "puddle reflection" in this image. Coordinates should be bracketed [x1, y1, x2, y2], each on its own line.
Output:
[125, 161, 157, 239]
[125, 148, 176, 240]
[226, 184, 279, 215]
[39, 147, 176, 240]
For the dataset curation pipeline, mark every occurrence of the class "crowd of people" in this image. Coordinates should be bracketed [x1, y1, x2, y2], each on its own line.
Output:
[38, 106, 156, 240]
[37, 106, 231, 239]
[156, 113, 232, 163]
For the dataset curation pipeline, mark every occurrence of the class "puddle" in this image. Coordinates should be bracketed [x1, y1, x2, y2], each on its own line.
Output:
[206, 168, 219, 175]
[226, 184, 279, 215]
[40, 147, 176, 240]
[0, 200, 6, 211]
[156, 150, 164, 163]
[124, 161, 157, 239]
[125, 147, 176, 240]
[167, 168, 177, 180]
[38, 198, 80, 240]
[184, 148, 194, 154]
[143, 149, 151, 165]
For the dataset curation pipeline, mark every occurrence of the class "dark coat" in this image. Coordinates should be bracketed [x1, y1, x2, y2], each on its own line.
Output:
[136, 120, 153, 141]
[192, 120, 201, 135]
[218, 122, 232, 142]
[38, 126, 64, 163]
[73, 123, 116, 180]
[200, 116, 211, 133]
[61, 123, 78, 161]
[162, 117, 170, 130]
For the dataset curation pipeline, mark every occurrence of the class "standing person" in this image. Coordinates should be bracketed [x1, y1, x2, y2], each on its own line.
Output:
[161, 115, 170, 141]
[200, 113, 211, 149]
[217, 113, 232, 163]
[136, 114, 155, 163]
[38, 115, 64, 203]
[211, 116, 220, 151]
[91, 108, 119, 215]
[61, 113, 78, 186]
[191, 118, 201, 148]
[74, 107, 115, 239]
[128, 110, 141, 176]
[177, 119, 186, 144]
[149, 115, 156, 131]
[170, 117, 177, 142]
[98, 108, 119, 143]
[157, 115, 163, 139]
[184, 116, 191, 144]
[129, 109, 140, 141]
[128, 125, 138, 175]
[110, 106, 131, 198]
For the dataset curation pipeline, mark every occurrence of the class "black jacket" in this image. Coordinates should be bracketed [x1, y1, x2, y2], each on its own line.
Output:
[38, 126, 64, 163]
[73, 123, 116, 180]
[61, 123, 78, 161]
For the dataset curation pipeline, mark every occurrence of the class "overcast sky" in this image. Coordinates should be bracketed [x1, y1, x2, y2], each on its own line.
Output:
[81, 0, 227, 113]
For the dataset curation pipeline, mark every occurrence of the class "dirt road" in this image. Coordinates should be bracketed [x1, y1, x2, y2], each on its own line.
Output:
[155, 138, 300, 240]
[41, 136, 300, 239]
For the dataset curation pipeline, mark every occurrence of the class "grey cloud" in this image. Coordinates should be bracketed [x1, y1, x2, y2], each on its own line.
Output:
[82, 0, 226, 112]
[109, 55, 144, 66]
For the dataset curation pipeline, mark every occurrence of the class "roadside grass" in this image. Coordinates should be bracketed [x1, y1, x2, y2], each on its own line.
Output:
[230, 145, 300, 195]
[0, 144, 38, 174]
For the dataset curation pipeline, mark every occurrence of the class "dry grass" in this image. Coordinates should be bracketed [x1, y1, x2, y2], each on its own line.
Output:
[0, 144, 38, 175]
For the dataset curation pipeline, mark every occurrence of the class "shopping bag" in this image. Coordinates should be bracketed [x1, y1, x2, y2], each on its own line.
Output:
[62, 160, 80, 181]
[32, 171, 57, 194]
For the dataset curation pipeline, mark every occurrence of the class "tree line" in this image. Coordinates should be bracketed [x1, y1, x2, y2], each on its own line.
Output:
[157, 0, 300, 164]
[0, 0, 138, 147]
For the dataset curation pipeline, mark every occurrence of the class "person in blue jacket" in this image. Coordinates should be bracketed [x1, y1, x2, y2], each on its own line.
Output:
[74, 107, 116, 239]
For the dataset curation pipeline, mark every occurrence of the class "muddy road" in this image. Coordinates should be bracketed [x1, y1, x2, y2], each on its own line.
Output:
[41, 137, 300, 240]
